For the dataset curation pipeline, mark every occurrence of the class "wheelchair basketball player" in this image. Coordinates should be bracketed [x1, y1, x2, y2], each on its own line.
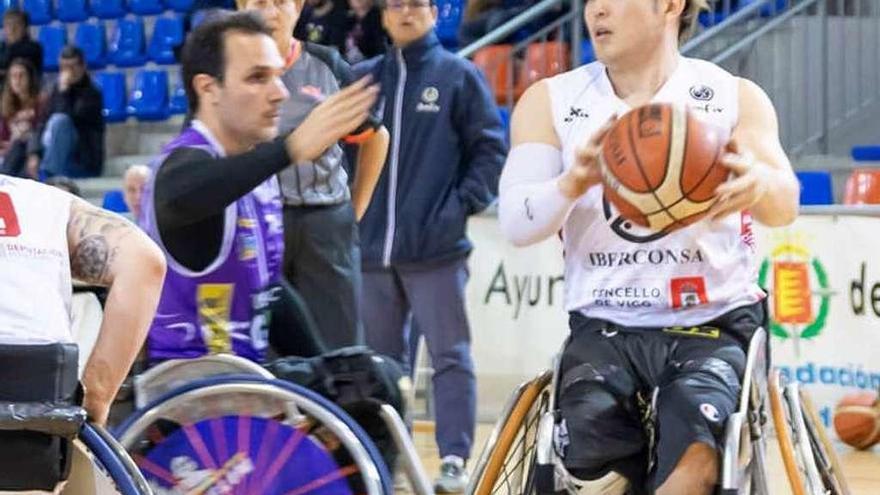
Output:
[0, 175, 165, 491]
[497, 0, 799, 493]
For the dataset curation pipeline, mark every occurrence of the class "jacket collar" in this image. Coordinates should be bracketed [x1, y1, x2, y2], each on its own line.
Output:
[393, 32, 441, 66]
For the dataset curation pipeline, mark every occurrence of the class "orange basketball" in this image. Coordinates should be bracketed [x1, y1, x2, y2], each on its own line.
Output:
[599, 103, 730, 232]
[833, 391, 880, 450]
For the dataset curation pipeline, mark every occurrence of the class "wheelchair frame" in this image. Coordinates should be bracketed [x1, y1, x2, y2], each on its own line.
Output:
[465, 327, 848, 495]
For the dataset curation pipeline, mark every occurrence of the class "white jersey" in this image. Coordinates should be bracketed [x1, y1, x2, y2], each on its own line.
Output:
[546, 56, 764, 327]
[0, 175, 73, 344]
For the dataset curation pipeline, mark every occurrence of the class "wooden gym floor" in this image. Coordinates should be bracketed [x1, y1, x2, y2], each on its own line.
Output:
[404, 421, 880, 494]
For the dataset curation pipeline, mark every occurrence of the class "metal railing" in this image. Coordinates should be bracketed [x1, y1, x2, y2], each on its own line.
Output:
[456, 0, 761, 110]
[681, 0, 880, 156]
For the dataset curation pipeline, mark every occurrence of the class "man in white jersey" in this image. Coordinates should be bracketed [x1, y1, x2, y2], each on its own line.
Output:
[498, 1, 799, 494]
[0, 174, 164, 438]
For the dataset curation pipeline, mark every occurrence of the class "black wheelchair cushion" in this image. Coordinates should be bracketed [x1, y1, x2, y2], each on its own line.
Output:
[0, 343, 82, 491]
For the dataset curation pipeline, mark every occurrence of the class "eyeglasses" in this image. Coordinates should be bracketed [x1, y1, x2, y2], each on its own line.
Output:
[385, 0, 431, 10]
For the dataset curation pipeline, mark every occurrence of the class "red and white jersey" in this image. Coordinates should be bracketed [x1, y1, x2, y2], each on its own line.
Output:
[0, 175, 73, 344]
[545, 56, 764, 327]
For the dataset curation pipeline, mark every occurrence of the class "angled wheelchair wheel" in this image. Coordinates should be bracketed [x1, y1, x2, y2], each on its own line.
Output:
[64, 424, 153, 494]
[800, 389, 851, 495]
[769, 369, 808, 495]
[114, 374, 392, 495]
[770, 370, 852, 495]
[720, 327, 770, 495]
[468, 370, 553, 495]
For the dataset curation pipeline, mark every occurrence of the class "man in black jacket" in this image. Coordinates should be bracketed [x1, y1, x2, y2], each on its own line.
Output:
[0, 9, 43, 85]
[27, 46, 104, 179]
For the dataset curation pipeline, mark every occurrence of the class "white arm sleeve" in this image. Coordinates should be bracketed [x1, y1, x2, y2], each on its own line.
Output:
[498, 143, 575, 246]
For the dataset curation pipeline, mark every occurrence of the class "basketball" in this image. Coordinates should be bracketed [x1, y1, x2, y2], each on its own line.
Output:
[833, 391, 880, 450]
[599, 103, 730, 232]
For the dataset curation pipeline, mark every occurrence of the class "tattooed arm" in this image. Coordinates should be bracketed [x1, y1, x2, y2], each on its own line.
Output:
[67, 199, 166, 425]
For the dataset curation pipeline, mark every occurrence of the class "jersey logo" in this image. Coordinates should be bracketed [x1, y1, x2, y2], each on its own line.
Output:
[689, 84, 715, 101]
[0, 192, 21, 237]
[563, 106, 589, 123]
[416, 86, 441, 113]
[670, 276, 708, 309]
[602, 195, 669, 243]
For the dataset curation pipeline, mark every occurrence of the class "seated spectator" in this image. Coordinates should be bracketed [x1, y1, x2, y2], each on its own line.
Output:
[343, 0, 386, 63]
[27, 46, 105, 179]
[295, 0, 349, 53]
[45, 175, 81, 196]
[123, 164, 150, 219]
[0, 58, 43, 176]
[0, 9, 43, 87]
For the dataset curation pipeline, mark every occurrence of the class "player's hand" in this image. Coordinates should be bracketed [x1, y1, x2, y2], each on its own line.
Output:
[82, 393, 111, 426]
[708, 140, 771, 220]
[286, 76, 379, 163]
[559, 115, 616, 199]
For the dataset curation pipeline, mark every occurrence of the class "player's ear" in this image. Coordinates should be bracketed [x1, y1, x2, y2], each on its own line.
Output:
[664, 0, 686, 18]
[193, 73, 220, 107]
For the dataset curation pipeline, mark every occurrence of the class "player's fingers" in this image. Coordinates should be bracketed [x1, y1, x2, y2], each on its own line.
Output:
[709, 192, 752, 220]
[714, 173, 754, 197]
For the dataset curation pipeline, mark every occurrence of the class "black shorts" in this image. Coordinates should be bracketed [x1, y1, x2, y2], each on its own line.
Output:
[556, 302, 765, 492]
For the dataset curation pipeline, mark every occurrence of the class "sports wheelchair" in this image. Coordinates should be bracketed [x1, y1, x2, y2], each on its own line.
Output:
[466, 328, 851, 495]
[112, 352, 436, 495]
[0, 342, 150, 494]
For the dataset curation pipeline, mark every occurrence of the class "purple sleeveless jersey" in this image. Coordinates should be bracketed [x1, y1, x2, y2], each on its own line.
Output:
[139, 124, 284, 363]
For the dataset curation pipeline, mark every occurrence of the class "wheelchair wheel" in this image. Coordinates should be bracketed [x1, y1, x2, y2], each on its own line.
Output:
[770, 370, 851, 495]
[769, 369, 807, 495]
[114, 374, 391, 495]
[63, 424, 152, 494]
[469, 370, 552, 495]
[800, 389, 852, 495]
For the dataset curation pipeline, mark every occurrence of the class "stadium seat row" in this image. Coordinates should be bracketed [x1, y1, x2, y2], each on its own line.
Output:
[1, 0, 191, 24]
[473, 41, 571, 105]
[37, 16, 183, 70]
[95, 69, 186, 122]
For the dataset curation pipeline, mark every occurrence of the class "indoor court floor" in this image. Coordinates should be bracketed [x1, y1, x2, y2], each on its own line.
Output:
[405, 422, 880, 494]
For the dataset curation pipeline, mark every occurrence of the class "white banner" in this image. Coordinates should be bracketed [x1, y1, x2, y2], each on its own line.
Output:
[466, 214, 880, 439]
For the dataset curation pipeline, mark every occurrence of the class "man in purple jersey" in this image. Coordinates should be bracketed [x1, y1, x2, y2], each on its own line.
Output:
[139, 12, 377, 364]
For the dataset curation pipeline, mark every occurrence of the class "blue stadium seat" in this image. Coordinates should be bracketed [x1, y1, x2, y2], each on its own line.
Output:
[37, 26, 67, 71]
[739, 0, 787, 17]
[168, 72, 187, 115]
[94, 72, 128, 122]
[851, 145, 880, 162]
[128, 0, 163, 15]
[57, 0, 88, 22]
[796, 171, 834, 205]
[74, 22, 107, 68]
[698, 11, 728, 27]
[22, 0, 51, 24]
[147, 15, 183, 64]
[435, 0, 462, 49]
[0, 0, 20, 18]
[163, 0, 192, 13]
[90, 0, 125, 19]
[127, 69, 169, 121]
[108, 18, 146, 67]
[102, 189, 129, 212]
[580, 39, 595, 65]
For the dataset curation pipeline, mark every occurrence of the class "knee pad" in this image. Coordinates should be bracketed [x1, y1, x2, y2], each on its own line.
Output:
[556, 364, 641, 477]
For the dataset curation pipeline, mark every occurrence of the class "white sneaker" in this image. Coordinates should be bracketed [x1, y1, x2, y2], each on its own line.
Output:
[434, 455, 469, 493]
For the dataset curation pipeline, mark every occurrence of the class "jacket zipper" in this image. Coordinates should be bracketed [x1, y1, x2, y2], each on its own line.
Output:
[382, 49, 406, 267]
